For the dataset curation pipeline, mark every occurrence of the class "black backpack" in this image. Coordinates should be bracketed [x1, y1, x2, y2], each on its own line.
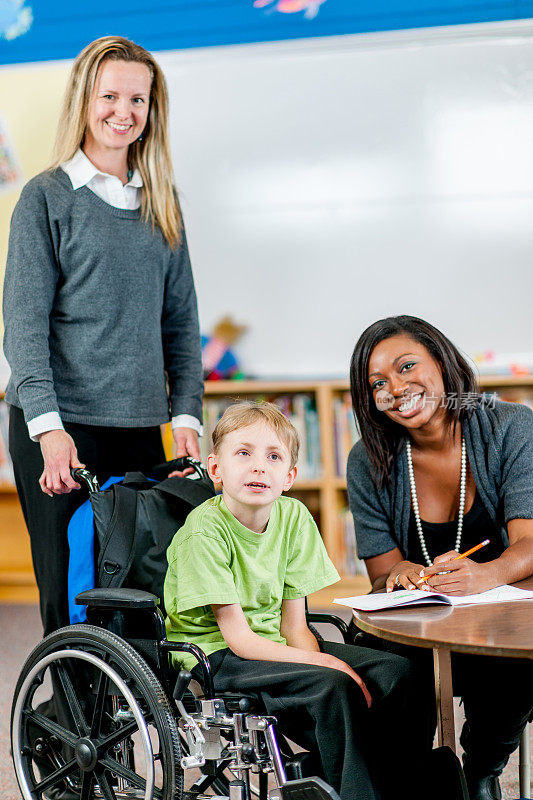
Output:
[89, 464, 215, 610]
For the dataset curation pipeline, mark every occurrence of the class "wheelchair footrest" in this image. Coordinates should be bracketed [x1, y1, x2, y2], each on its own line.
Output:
[270, 777, 341, 800]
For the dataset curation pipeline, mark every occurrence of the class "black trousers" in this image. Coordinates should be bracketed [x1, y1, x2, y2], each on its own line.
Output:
[200, 641, 431, 800]
[9, 404, 165, 636]
[356, 632, 533, 778]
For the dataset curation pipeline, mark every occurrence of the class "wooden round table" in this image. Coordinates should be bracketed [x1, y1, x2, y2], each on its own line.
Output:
[353, 577, 533, 788]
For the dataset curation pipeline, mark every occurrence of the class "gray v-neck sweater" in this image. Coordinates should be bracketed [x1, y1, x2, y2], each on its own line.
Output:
[347, 398, 533, 559]
[3, 168, 203, 427]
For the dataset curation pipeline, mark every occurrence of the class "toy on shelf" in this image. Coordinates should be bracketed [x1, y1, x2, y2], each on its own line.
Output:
[202, 316, 247, 381]
[474, 350, 533, 376]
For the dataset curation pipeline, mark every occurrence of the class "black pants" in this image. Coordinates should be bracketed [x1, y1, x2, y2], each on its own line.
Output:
[9, 404, 165, 636]
[200, 641, 431, 800]
[356, 632, 533, 778]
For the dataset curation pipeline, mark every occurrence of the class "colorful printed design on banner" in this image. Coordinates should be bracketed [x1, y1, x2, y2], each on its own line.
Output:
[0, 116, 22, 191]
[253, 0, 327, 19]
[0, 0, 33, 41]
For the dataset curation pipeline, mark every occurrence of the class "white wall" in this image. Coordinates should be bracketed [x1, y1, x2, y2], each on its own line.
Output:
[160, 22, 533, 377]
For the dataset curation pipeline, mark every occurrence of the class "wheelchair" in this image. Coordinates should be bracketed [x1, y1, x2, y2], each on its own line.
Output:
[10, 462, 350, 800]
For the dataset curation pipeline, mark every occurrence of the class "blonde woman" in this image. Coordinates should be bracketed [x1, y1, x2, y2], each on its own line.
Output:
[3, 36, 204, 637]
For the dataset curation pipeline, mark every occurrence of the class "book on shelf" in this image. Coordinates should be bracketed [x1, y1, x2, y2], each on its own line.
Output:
[0, 399, 15, 486]
[333, 392, 360, 476]
[291, 394, 321, 480]
[337, 506, 368, 578]
[476, 351, 533, 375]
[201, 393, 322, 481]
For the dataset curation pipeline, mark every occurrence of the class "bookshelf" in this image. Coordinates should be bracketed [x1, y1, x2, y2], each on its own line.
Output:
[1, 375, 532, 607]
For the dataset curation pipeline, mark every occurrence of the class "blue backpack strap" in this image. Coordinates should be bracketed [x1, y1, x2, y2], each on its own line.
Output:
[67, 476, 123, 623]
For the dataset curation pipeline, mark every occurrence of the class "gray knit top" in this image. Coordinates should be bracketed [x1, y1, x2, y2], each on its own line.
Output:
[347, 399, 533, 559]
[3, 168, 203, 427]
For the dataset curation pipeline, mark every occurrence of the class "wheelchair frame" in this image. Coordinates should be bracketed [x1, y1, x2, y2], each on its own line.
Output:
[10, 464, 349, 800]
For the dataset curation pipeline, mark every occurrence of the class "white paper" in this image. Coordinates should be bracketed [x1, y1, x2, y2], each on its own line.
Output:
[334, 584, 533, 612]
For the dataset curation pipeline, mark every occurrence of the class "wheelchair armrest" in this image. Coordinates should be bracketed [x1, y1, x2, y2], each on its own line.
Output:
[306, 612, 350, 643]
[75, 588, 160, 609]
[159, 640, 215, 699]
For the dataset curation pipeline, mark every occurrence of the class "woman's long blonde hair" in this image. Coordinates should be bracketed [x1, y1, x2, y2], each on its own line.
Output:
[50, 36, 182, 248]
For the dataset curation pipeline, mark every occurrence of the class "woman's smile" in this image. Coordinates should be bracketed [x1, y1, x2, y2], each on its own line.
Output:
[105, 120, 133, 134]
[394, 392, 426, 417]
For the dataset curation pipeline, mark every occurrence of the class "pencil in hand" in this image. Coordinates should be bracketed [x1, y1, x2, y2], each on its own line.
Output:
[417, 539, 490, 585]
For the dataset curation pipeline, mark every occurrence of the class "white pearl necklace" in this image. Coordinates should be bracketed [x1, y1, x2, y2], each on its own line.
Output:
[405, 437, 467, 567]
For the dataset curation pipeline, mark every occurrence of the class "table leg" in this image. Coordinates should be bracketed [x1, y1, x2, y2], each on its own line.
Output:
[433, 647, 456, 751]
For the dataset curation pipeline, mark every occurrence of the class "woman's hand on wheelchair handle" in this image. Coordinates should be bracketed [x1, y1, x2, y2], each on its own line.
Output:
[38, 429, 85, 496]
[169, 427, 200, 477]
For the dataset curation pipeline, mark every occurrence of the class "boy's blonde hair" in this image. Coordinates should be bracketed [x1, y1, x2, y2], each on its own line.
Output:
[212, 401, 299, 469]
[50, 36, 183, 248]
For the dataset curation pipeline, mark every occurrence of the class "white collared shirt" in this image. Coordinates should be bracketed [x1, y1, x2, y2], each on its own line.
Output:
[28, 149, 202, 442]
[62, 148, 143, 209]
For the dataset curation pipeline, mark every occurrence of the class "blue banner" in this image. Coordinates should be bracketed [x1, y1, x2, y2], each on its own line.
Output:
[1, 1, 533, 65]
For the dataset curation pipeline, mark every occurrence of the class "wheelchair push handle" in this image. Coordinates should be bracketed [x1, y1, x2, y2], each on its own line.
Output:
[151, 456, 208, 481]
[71, 467, 101, 493]
[70, 456, 207, 492]
[169, 456, 191, 472]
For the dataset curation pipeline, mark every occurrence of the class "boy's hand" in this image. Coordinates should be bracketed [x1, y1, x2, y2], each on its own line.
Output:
[211, 603, 372, 708]
[319, 653, 373, 708]
[213, 603, 373, 709]
[280, 600, 372, 707]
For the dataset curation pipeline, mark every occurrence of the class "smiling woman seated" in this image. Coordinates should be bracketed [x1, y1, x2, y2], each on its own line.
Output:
[346, 314, 533, 800]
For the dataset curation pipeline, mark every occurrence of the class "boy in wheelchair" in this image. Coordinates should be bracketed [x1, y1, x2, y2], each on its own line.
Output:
[164, 402, 430, 800]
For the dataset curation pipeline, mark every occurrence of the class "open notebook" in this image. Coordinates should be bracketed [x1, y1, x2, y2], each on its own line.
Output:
[334, 584, 533, 612]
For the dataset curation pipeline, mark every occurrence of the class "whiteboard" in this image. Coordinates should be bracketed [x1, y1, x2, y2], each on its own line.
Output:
[158, 21, 533, 378]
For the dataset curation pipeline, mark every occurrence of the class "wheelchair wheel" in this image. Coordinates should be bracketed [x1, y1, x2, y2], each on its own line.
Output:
[11, 624, 183, 800]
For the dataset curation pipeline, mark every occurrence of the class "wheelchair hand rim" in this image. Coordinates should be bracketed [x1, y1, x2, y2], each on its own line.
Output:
[12, 648, 155, 800]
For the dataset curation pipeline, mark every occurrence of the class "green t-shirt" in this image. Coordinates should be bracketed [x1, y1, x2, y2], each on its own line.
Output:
[164, 495, 340, 670]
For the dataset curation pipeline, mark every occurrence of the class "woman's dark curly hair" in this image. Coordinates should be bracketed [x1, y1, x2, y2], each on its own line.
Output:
[350, 315, 479, 487]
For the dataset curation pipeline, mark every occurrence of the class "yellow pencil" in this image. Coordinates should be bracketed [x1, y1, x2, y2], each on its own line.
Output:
[418, 539, 490, 584]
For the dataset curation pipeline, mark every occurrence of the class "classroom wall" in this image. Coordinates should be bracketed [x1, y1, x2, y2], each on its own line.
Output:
[0, 62, 70, 391]
[0, 61, 69, 388]
[1, 19, 532, 383]
[0, 61, 69, 257]
[161, 21, 533, 376]
[2, 0, 533, 64]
